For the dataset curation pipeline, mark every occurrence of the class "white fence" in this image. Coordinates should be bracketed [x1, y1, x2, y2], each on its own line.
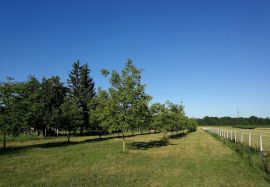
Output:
[203, 127, 267, 152]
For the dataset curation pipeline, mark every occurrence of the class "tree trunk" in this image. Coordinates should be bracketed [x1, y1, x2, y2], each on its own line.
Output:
[3, 134, 6, 149]
[99, 130, 102, 139]
[163, 132, 166, 140]
[67, 132, 70, 143]
[80, 126, 83, 136]
[132, 131, 134, 136]
[122, 133, 125, 152]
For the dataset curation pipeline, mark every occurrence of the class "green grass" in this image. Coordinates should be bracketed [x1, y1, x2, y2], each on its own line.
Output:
[0, 129, 269, 186]
[208, 126, 270, 151]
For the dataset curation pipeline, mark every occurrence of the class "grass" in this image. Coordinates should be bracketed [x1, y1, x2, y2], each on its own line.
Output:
[208, 126, 270, 151]
[0, 129, 270, 186]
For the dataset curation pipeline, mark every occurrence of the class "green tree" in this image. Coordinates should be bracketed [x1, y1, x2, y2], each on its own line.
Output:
[102, 59, 152, 152]
[88, 88, 114, 138]
[60, 97, 83, 142]
[68, 60, 95, 135]
[0, 78, 26, 148]
[40, 76, 67, 136]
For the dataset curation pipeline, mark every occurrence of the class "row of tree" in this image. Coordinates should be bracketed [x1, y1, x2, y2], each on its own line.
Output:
[197, 116, 270, 126]
[0, 59, 198, 150]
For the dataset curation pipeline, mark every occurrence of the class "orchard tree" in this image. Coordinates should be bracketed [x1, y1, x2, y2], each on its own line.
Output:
[40, 76, 67, 136]
[187, 118, 198, 132]
[102, 59, 152, 152]
[150, 103, 166, 133]
[22, 76, 44, 135]
[60, 97, 83, 142]
[0, 78, 26, 149]
[88, 88, 114, 138]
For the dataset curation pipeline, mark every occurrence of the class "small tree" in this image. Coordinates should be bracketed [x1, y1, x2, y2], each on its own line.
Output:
[187, 118, 198, 132]
[88, 88, 114, 138]
[60, 97, 83, 142]
[102, 60, 152, 152]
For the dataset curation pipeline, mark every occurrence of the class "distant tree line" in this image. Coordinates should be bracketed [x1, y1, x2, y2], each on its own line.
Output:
[0, 59, 197, 150]
[197, 116, 270, 126]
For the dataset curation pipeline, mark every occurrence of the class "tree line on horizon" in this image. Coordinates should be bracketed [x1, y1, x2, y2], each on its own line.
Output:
[197, 116, 270, 126]
[0, 59, 197, 151]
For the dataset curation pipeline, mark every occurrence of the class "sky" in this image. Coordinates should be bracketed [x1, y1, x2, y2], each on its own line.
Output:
[0, 0, 269, 118]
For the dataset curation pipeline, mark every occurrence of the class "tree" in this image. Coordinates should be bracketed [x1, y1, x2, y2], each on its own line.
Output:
[88, 87, 114, 138]
[68, 60, 95, 135]
[187, 118, 198, 132]
[22, 76, 44, 136]
[60, 97, 83, 142]
[40, 76, 67, 136]
[150, 103, 166, 133]
[0, 78, 26, 149]
[102, 59, 152, 152]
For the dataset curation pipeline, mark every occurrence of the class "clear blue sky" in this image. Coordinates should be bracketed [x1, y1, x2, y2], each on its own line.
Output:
[0, 0, 269, 118]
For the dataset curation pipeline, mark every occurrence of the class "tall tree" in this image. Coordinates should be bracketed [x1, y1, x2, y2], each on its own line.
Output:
[68, 60, 95, 135]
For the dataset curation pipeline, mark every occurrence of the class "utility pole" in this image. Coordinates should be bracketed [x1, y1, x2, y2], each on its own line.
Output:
[237, 108, 239, 126]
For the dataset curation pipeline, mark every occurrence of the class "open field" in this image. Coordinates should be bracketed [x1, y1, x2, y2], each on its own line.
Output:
[205, 126, 270, 151]
[0, 129, 269, 186]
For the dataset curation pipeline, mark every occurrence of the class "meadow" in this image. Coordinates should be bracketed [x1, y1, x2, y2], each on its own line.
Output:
[208, 126, 270, 151]
[1, 129, 270, 186]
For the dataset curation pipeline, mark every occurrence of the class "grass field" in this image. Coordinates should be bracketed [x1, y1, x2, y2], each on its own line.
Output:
[208, 126, 270, 151]
[0, 129, 270, 186]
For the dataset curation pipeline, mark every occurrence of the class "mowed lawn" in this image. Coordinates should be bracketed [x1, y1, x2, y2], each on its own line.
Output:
[0, 129, 269, 187]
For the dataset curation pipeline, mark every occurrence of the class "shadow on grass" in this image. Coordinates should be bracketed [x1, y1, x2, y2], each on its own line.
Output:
[128, 139, 174, 150]
[0, 132, 160, 155]
[168, 132, 188, 139]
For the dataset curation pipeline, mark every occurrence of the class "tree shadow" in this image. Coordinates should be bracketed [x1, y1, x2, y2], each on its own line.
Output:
[0, 133, 158, 155]
[128, 139, 174, 150]
[168, 132, 188, 139]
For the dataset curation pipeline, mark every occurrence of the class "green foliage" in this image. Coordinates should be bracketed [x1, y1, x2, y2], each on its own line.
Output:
[197, 116, 270, 126]
[60, 97, 83, 142]
[68, 60, 95, 134]
[0, 78, 27, 148]
[89, 88, 116, 133]
[150, 101, 196, 138]
[40, 76, 67, 133]
[101, 59, 152, 135]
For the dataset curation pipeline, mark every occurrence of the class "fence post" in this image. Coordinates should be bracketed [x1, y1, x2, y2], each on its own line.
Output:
[260, 133, 263, 152]
[234, 131, 237, 143]
[230, 131, 232, 141]
[249, 132, 251, 147]
[241, 133, 243, 143]
[227, 130, 228, 139]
